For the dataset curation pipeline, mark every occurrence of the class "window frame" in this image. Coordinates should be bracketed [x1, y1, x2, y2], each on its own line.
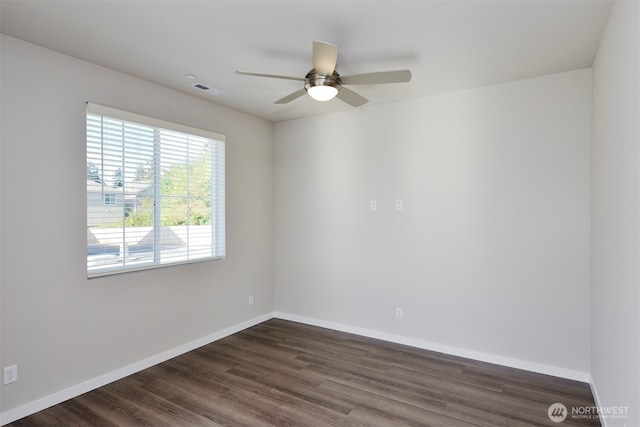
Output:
[86, 103, 226, 278]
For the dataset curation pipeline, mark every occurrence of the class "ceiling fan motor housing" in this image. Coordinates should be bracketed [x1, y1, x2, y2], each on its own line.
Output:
[305, 70, 341, 92]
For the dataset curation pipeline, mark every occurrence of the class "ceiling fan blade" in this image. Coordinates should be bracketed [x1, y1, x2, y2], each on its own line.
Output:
[336, 87, 369, 107]
[313, 41, 338, 76]
[274, 88, 307, 104]
[340, 70, 412, 85]
[235, 71, 305, 82]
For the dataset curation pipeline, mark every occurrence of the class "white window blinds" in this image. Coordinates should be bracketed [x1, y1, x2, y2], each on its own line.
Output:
[86, 103, 225, 277]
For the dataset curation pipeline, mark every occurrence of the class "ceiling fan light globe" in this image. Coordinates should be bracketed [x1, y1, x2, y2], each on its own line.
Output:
[307, 85, 338, 102]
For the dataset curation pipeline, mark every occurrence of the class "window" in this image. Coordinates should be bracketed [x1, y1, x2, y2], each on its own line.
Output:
[86, 103, 225, 277]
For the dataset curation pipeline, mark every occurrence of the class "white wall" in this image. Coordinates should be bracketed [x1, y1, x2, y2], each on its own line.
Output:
[0, 35, 274, 415]
[591, 1, 640, 425]
[274, 69, 592, 378]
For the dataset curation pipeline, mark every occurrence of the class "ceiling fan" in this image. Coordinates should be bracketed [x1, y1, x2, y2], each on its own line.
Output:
[236, 41, 412, 107]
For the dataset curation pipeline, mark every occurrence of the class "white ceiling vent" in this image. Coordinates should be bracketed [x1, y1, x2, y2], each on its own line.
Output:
[192, 83, 224, 96]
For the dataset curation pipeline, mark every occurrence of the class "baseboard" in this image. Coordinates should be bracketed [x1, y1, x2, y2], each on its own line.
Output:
[0, 312, 274, 426]
[273, 311, 590, 383]
[589, 375, 608, 427]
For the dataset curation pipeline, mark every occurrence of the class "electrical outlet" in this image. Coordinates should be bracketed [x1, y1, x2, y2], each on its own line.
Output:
[370, 200, 377, 211]
[395, 307, 404, 319]
[4, 365, 17, 384]
[395, 200, 403, 210]
[248, 295, 254, 306]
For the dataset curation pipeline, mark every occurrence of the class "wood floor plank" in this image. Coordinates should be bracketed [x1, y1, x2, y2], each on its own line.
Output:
[226, 365, 355, 415]
[104, 377, 221, 426]
[73, 387, 164, 426]
[139, 378, 236, 427]
[8, 319, 601, 426]
[44, 399, 117, 427]
[8, 408, 66, 427]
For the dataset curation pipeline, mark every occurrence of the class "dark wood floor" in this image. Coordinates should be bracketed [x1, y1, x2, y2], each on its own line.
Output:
[10, 319, 600, 426]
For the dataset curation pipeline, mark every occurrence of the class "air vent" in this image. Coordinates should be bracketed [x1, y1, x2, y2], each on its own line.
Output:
[191, 83, 224, 96]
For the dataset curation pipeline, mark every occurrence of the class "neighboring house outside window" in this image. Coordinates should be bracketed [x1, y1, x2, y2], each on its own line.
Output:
[103, 193, 116, 206]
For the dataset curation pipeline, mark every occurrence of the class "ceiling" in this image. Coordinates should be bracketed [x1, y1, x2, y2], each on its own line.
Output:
[0, 0, 612, 123]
